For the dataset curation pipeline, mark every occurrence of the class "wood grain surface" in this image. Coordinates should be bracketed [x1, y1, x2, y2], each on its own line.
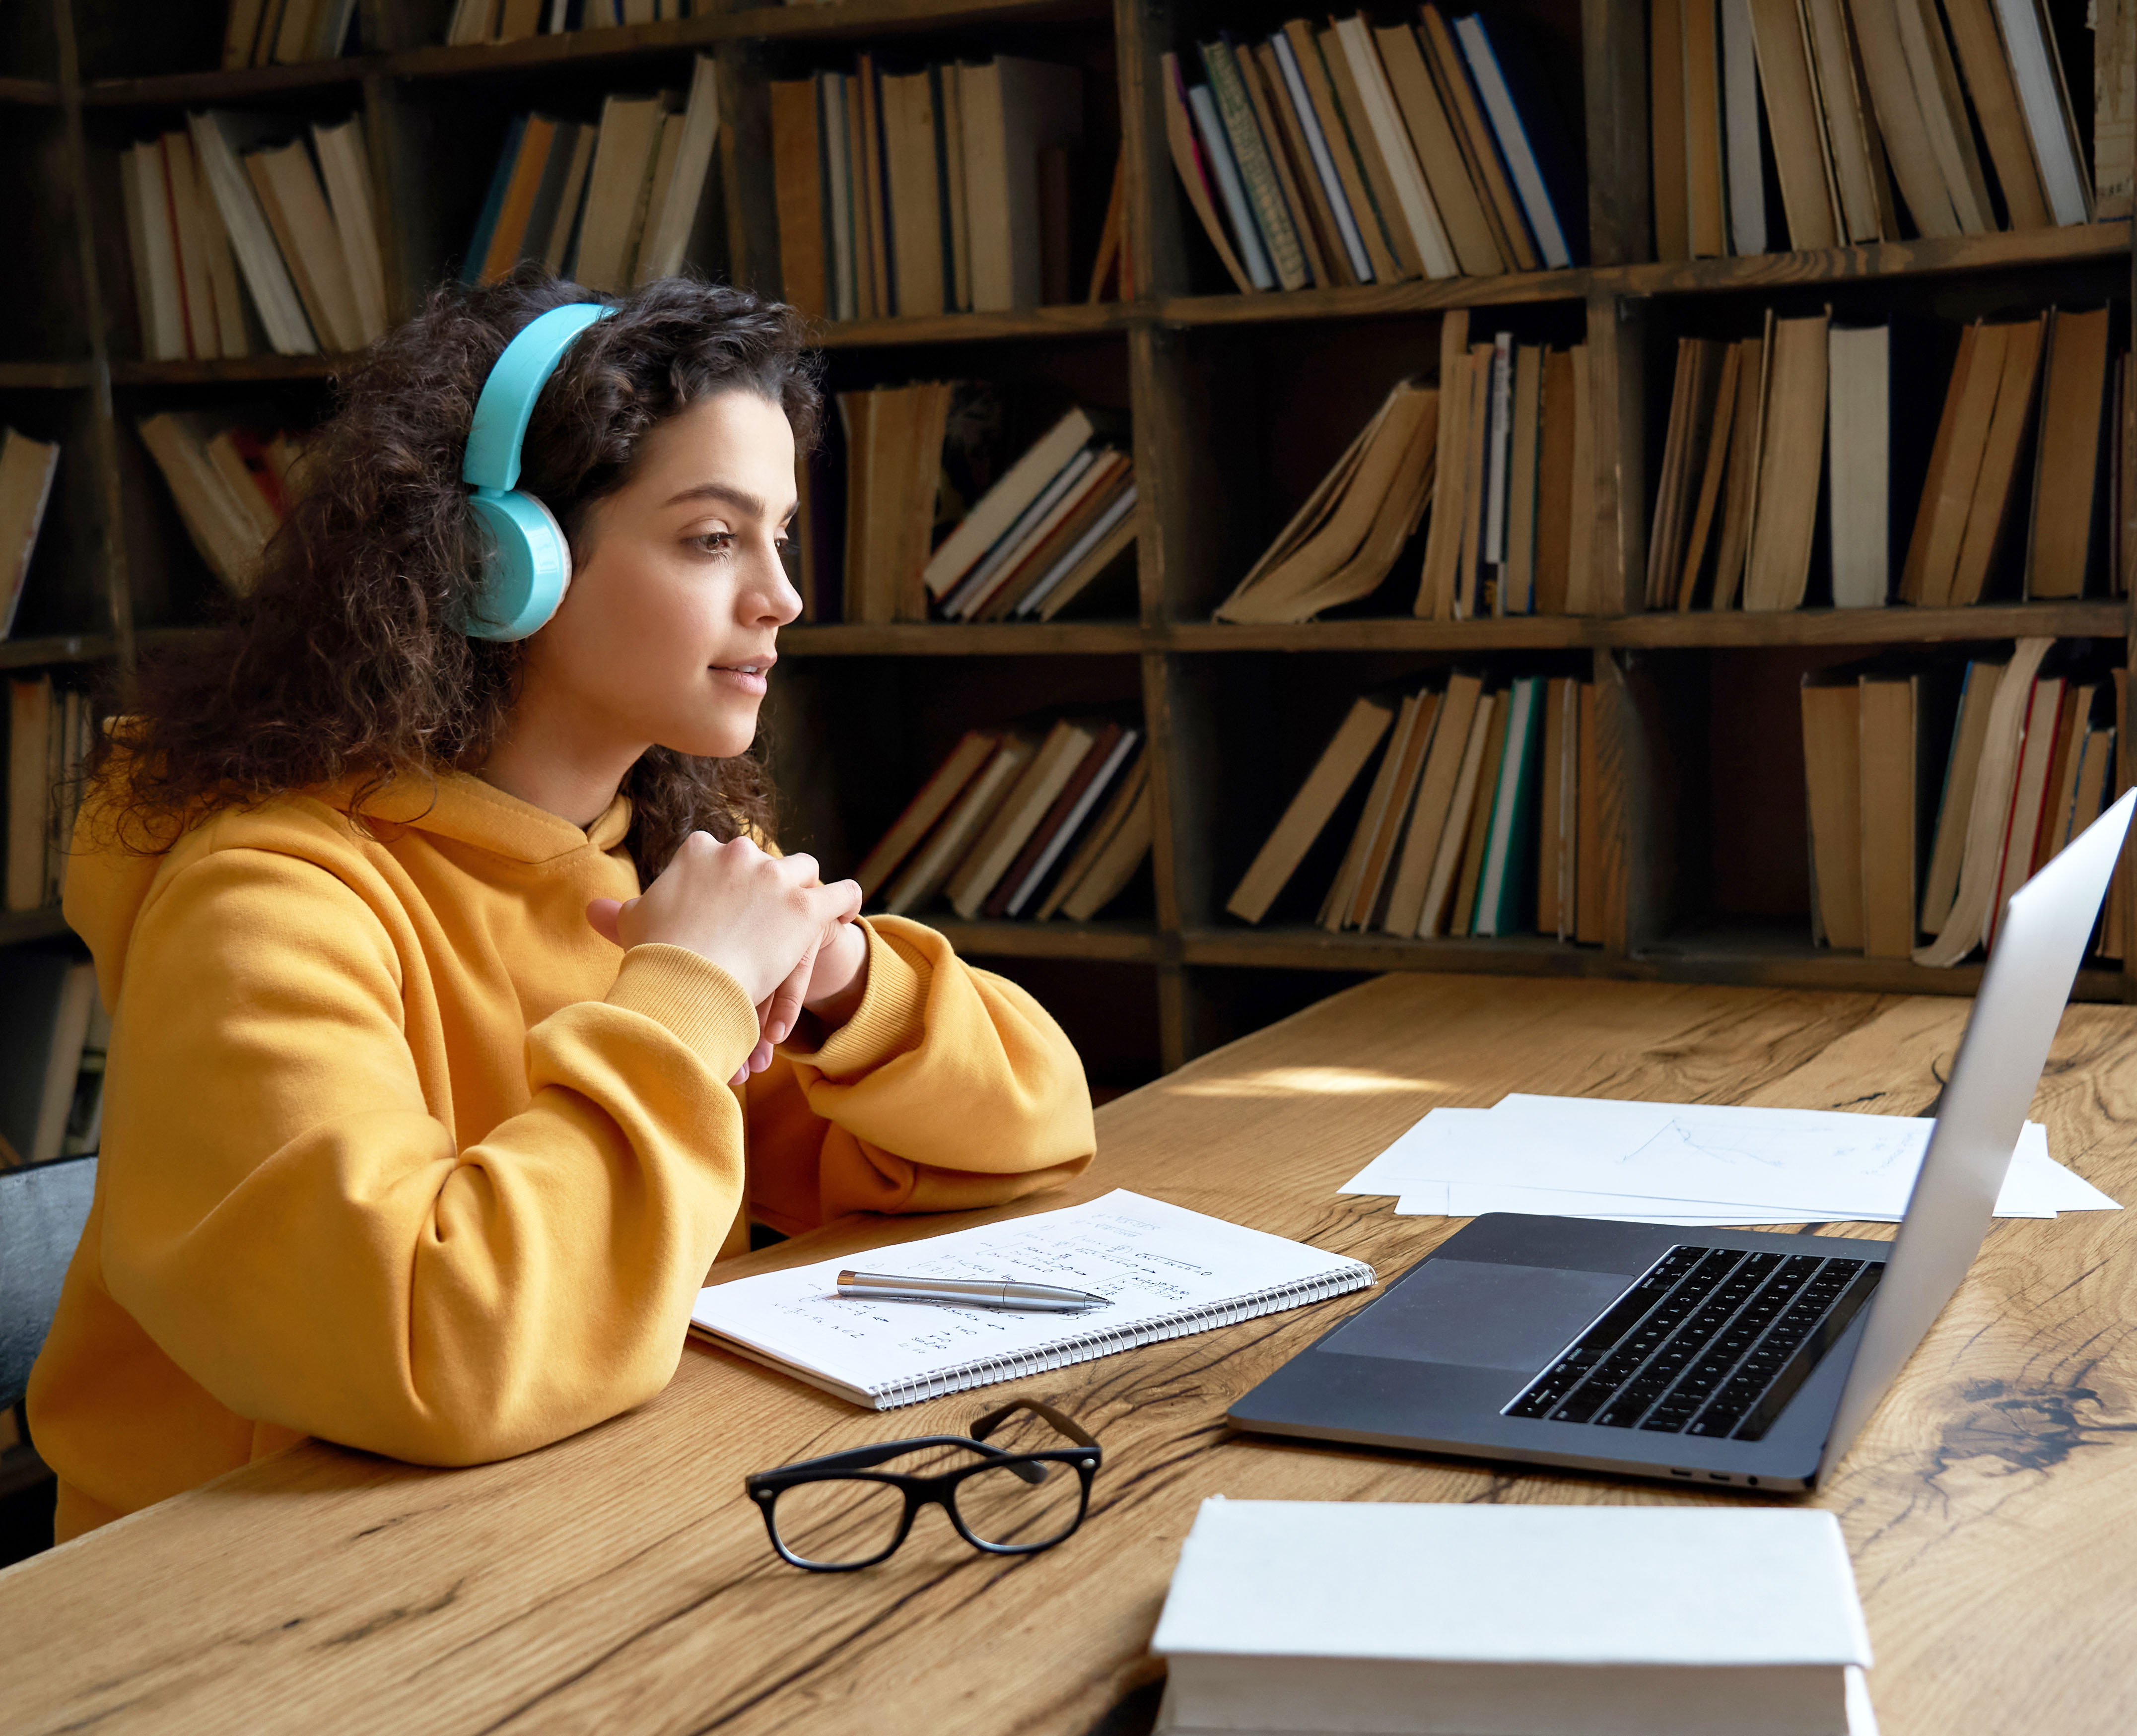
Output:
[4, 974, 2135, 1736]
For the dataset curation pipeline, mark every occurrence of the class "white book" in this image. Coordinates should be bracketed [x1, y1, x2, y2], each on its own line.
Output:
[1333, 17, 1458, 278]
[689, 1190, 1375, 1409]
[1014, 482, 1137, 617]
[943, 446, 1099, 617]
[1186, 83, 1274, 289]
[923, 406, 1096, 597]
[637, 54, 720, 282]
[188, 110, 317, 354]
[1720, 0, 1767, 254]
[1452, 14, 1574, 268]
[1483, 331, 1513, 567]
[312, 116, 389, 346]
[1992, 0, 2091, 225]
[1003, 728, 1141, 916]
[1271, 31, 1372, 282]
[1827, 322, 1889, 608]
[1153, 1501, 1877, 1736]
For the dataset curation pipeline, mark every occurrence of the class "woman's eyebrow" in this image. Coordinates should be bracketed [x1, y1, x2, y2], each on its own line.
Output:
[663, 481, 768, 515]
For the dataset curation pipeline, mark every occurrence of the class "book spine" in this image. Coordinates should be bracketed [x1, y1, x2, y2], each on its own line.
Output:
[1272, 33, 1373, 282]
[1186, 84, 1275, 289]
[1200, 39, 1309, 290]
[867, 1261, 1379, 1407]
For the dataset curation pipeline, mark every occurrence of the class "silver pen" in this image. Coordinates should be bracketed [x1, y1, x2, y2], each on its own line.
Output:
[835, 1270, 1110, 1311]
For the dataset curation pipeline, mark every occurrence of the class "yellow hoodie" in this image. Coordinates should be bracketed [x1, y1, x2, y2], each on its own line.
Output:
[26, 771, 1093, 1543]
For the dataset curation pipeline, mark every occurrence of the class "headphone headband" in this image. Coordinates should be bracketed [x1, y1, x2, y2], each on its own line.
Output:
[463, 302, 614, 493]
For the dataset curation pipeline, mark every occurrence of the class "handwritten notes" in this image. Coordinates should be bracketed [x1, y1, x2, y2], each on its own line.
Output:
[690, 1190, 1375, 1408]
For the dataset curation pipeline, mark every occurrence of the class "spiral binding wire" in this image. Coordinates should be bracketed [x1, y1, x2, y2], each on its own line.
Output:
[868, 1260, 1377, 1408]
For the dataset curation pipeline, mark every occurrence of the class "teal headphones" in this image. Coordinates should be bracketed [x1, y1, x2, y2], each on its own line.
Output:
[461, 301, 616, 641]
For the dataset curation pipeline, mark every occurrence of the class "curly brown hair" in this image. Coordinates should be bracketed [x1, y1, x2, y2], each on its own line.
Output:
[96, 266, 823, 874]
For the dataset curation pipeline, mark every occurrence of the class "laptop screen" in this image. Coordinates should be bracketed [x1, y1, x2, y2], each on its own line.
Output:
[1815, 789, 2135, 1481]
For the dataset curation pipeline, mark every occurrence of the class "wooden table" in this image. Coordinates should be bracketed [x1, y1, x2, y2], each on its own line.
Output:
[6, 974, 2137, 1735]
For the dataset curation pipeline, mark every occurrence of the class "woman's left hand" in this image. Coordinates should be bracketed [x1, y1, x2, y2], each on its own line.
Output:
[733, 913, 870, 1086]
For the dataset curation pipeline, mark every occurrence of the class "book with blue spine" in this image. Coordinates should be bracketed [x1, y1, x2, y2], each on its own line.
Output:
[1448, 12, 1586, 268]
[461, 116, 527, 285]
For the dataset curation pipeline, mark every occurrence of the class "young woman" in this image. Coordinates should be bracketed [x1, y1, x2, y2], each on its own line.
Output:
[26, 271, 1094, 1543]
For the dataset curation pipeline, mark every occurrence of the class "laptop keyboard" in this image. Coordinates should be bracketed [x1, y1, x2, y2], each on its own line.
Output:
[1502, 1245, 1882, 1442]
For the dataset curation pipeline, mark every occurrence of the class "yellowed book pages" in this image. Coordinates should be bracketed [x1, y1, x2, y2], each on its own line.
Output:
[1858, 673, 1918, 957]
[1416, 309, 1471, 618]
[1040, 754, 1149, 922]
[1919, 659, 2002, 934]
[882, 731, 1037, 916]
[856, 731, 999, 901]
[1566, 345, 1595, 613]
[1324, 690, 1421, 930]
[1227, 696, 1396, 925]
[1948, 316, 2047, 607]
[947, 720, 1099, 918]
[1060, 781, 1155, 922]
[1382, 671, 1483, 935]
[1426, 694, 1498, 937]
[248, 142, 363, 352]
[1742, 312, 1827, 611]
[1916, 637, 2052, 965]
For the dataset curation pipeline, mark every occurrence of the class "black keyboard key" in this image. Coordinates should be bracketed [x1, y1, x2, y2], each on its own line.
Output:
[1731, 1263, 1884, 1441]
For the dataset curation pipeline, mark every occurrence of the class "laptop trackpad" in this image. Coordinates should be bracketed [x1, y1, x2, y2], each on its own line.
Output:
[1320, 1260, 1631, 1372]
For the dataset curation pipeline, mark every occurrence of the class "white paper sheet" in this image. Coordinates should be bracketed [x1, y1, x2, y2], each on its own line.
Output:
[1345, 1097, 2120, 1224]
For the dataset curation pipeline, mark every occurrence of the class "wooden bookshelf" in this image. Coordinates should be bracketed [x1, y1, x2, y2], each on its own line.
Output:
[1, 0, 2130, 1102]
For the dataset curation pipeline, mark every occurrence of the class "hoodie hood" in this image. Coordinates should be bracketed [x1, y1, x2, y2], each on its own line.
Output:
[65, 762, 632, 1016]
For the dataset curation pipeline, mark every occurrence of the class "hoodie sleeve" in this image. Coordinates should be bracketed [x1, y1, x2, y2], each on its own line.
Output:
[93, 842, 762, 1468]
[743, 916, 1095, 1236]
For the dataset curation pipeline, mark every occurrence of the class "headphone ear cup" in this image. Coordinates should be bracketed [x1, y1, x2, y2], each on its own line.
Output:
[465, 488, 573, 642]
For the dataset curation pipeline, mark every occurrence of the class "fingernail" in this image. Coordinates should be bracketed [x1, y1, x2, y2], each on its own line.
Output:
[769, 1020, 789, 1044]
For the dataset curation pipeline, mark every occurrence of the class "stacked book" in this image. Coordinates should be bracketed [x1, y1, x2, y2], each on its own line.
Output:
[856, 718, 1151, 923]
[1216, 316, 1597, 624]
[0, 430, 62, 644]
[1164, 8, 1582, 296]
[444, 0, 701, 42]
[6, 674, 93, 916]
[463, 58, 720, 291]
[1653, 0, 2091, 259]
[0, 947, 108, 1170]
[825, 398, 1137, 625]
[768, 57, 1085, 320]
[137, 414, 301, 598]
[1804, 640, 2126, 964]
[129, 113, 390, 360]
[1227, 671, 1603, 942]
[1649, 303, 2124, 612]
[221, 0, 359, 67]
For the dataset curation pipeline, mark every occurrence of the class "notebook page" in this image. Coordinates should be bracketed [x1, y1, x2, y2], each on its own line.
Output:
[691, 1189, 1374, 1405]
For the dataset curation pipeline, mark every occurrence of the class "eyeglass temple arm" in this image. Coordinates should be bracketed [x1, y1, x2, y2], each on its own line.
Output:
[759, 1433, 1037, 1478]
[970, 1397, 1099, 1452]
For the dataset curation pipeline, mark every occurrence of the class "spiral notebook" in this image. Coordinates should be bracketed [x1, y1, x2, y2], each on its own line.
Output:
[689, 1189, 1378, 1409]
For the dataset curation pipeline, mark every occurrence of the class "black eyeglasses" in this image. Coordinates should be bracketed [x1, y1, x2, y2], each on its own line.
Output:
[745, 1399, 1102, 1572]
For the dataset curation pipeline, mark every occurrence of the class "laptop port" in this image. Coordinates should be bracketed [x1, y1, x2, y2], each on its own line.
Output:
[1669, 1469, 1692, 1478]
[1708, 1472, 1730, 1482]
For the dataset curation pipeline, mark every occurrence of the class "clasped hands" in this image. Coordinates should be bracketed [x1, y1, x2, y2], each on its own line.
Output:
[587, 831, 867, 1087]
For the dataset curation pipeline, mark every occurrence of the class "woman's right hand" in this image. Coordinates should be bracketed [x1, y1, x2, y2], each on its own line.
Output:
[585, 831, 860, 1017]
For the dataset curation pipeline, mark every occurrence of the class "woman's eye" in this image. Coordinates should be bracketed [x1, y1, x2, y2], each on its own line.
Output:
[692, 531, 734, 554]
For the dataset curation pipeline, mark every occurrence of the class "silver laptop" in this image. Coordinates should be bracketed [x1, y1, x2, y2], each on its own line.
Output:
[1230, 791, 2136, 1492]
